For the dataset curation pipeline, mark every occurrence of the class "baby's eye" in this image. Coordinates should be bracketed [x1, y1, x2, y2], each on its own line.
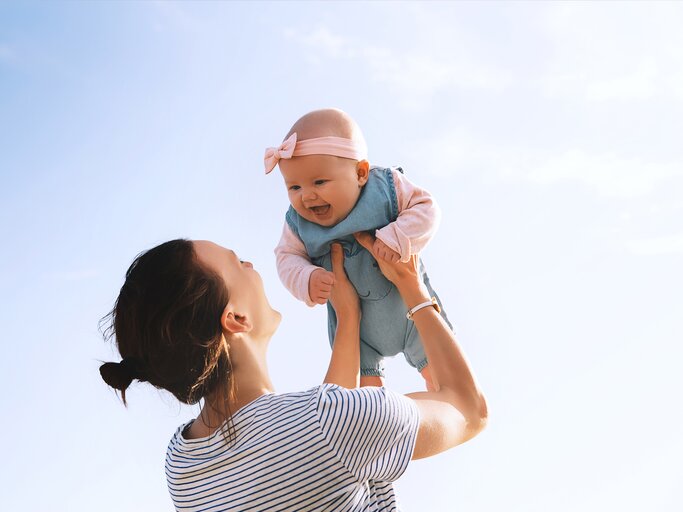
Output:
[288, 185, 301, 191]
[314, 180, 327, 186]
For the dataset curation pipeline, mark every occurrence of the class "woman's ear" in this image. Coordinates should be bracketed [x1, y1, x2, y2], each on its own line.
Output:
[221, 308, 253, 335]
[356, 160, 370, 186]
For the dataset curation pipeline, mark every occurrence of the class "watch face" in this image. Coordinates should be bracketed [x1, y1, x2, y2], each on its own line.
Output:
[432, 297, 441, 314]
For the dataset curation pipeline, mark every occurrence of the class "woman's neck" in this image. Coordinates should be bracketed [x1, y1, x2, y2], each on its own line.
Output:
[187, 334, 274, 439]
[230, 353, 275, 410]
[229, 331, 275, 406]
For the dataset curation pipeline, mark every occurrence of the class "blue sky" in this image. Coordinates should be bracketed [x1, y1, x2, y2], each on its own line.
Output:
[1, 2, 682, 511]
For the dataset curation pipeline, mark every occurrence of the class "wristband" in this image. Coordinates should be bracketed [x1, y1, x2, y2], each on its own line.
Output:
[406, 297, 441, 320]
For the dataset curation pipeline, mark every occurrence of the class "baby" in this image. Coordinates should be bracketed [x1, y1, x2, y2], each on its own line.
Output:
[265, 108, 452, 388]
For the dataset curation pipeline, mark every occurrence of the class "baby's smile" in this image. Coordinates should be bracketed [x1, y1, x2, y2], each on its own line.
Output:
[309, 204, 331, 219]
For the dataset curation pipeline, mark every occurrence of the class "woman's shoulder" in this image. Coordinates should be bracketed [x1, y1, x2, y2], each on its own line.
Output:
[314, 383, 396, 402]
[230, 385, 403, 432]
[167, 386, 409, 448]
[169, 387, 330, 446]
[313, 385, 418, 425]
[167, 386, 338, 445]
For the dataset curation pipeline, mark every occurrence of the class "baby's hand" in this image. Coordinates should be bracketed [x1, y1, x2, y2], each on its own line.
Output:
[309, 268, 335, 305]
[372, 238, 401, 263]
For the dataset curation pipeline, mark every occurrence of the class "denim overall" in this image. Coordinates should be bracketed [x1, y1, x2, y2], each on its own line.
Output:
[285, 166, 452, 376]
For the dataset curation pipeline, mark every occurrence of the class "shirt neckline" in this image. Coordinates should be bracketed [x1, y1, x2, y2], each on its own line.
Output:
[178, 391, 275, 444]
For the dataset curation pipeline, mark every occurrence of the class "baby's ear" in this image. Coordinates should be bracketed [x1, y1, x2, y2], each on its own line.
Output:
[356, 160, 370, 186]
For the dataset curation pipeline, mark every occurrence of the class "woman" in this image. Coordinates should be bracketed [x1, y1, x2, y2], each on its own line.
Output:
[100, 232, 487, 511]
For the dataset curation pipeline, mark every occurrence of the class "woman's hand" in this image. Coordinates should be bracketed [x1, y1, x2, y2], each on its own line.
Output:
[371, 238, 401, 263]
[328, 243, 360, 321]
[353, 231, 427, 304]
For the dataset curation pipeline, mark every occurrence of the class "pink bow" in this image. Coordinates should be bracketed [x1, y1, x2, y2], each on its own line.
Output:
[264, 132, 297, 174]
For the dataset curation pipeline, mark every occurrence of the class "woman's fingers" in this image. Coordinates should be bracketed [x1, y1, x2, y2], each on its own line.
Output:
[328, 243, 361, 318]
[353, 231, 422, 289]
[353, 231, 376, 256]
[330, 243, 346, 278]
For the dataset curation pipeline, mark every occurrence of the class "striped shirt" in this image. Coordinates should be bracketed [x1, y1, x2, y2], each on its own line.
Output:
[165, 384, 420, 511]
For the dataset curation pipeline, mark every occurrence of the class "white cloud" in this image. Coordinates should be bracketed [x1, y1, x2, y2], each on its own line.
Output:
[284, 27, 348, 58]
[286, 4, 683, 106]
[544, 59, 660, 102]
[525, 150, 682, 198]
[583, 60, 659, 101]
[149, 0, 200, 34]
[626, 233, 683, 255]
[364, 47, 511, 101]
[285, 24, 513, 109]
[540, 3, 683, 102]
[411, 132, 683, 198]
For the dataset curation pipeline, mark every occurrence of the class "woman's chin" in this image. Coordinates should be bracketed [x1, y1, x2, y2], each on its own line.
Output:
[266, 308, 282, 334]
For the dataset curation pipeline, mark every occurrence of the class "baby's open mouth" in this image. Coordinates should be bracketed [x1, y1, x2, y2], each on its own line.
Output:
[310, 205, 330, 216]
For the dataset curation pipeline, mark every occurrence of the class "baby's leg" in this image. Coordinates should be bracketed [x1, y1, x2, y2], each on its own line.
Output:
[360, 339, 385, 387]
[405, 330, 434, 391]
[360, 375, 385, 387]
[420, 365, 437, 392]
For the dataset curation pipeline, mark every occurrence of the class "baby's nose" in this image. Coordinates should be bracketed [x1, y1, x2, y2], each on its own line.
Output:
[303, 189, 317, 201]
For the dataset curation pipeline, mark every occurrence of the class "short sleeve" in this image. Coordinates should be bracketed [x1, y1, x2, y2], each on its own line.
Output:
[315, 385, 419, 482]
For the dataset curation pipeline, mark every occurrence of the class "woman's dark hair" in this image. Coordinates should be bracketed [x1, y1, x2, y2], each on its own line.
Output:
[99, 239, 234, 433]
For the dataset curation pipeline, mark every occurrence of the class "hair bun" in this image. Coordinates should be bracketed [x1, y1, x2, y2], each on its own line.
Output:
[99, 357, 143, 392]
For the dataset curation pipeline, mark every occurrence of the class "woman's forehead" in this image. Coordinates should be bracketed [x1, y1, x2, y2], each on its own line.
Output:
[194, 240, 233, 265]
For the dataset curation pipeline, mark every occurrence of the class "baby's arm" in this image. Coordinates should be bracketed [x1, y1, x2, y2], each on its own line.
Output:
[374, 168, 441, 262]
[275, 223, 335, 306]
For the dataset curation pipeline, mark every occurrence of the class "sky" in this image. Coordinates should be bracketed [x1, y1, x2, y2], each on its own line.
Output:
[1, 1, 682, 511]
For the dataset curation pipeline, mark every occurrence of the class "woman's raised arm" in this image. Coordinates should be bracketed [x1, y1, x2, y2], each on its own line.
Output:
[354, 232, 488, 459]
[322, 243, 361, 389]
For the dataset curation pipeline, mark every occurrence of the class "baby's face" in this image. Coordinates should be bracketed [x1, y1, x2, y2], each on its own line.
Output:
[279, 154, 366, 227]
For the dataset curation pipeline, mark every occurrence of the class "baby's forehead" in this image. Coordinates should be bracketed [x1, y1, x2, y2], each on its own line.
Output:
[287, 109, 361, 142]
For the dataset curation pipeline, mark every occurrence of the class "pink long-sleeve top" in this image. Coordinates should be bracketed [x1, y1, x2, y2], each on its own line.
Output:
[275, 168, 440, 306]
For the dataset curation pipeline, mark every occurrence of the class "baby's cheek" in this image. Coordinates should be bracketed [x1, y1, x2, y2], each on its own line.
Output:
[287, 194, 301, 209]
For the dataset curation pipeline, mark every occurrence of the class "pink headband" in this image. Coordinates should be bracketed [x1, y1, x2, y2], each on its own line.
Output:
[264, 132, 368, 174]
